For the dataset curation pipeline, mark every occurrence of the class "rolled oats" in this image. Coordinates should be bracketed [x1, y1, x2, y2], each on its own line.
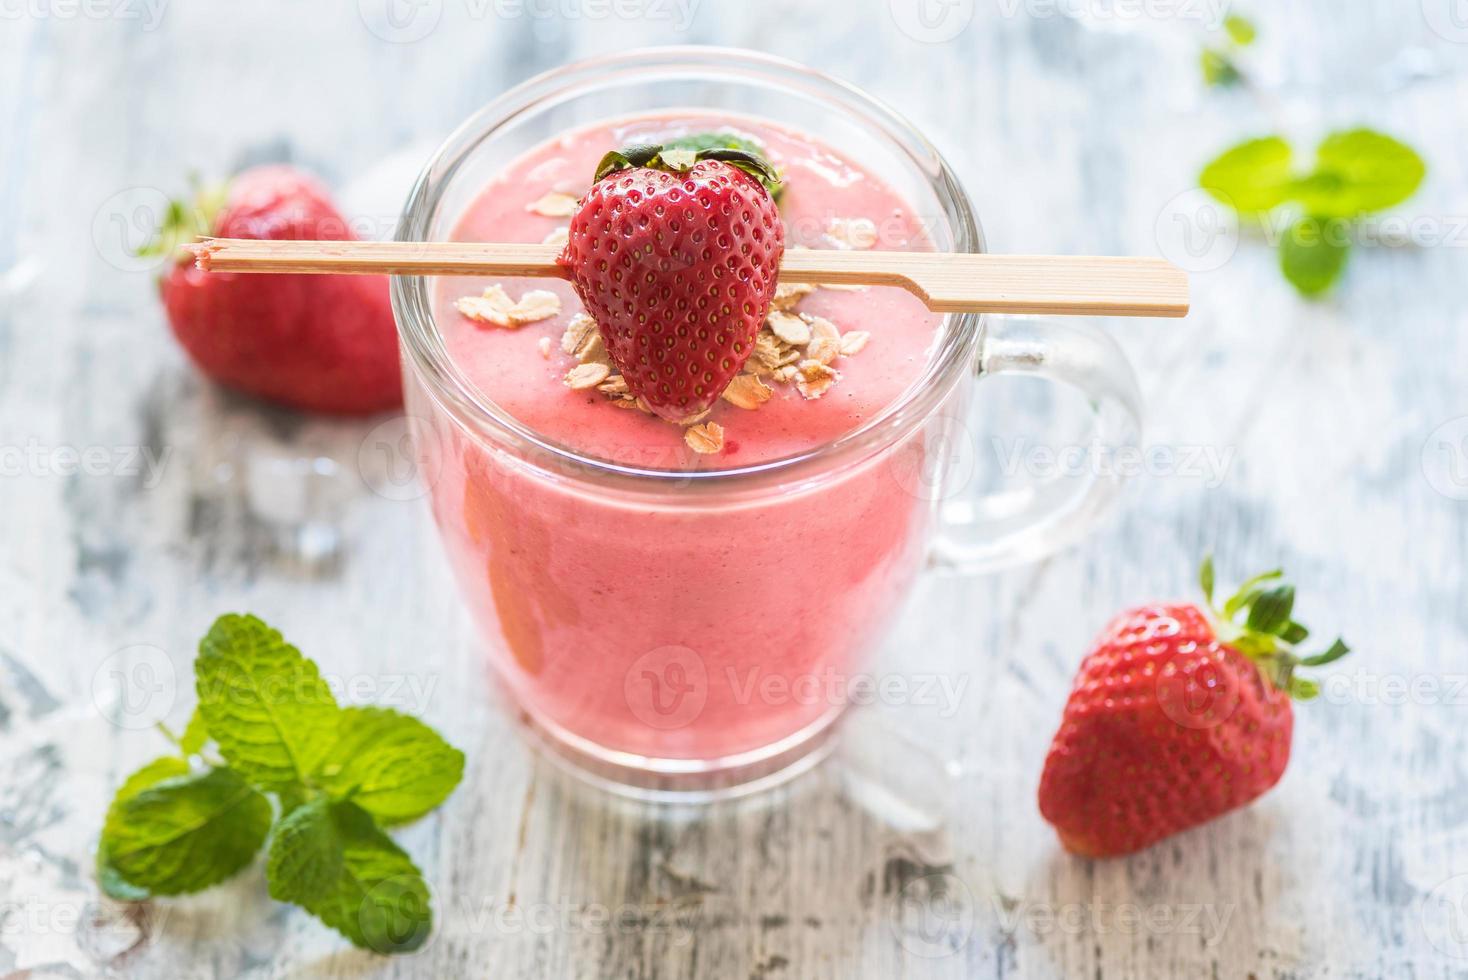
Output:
[565, 362, 610, 390]
[721, 374, 772, 410]
[684, 422, 725, 454]
[526, 190, 579, 217]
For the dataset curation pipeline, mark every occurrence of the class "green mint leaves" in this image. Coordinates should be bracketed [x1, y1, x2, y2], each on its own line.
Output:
[1199, 128, 1425, 297]
[1199, 555, 1351, 700]
[316, 707, 465, 825]
[97, 614, 463, 954]
[275, 801, 434, 952]
[197, 614, 340, 789]
[103, 767, 273, 897]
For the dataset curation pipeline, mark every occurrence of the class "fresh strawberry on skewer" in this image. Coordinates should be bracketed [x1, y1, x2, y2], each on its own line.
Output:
[557, 143, 785, 423]
[1038, 557, 1350, 858]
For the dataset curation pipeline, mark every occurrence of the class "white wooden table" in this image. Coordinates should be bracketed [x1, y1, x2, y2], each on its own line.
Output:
[3, 3, 1466, 977]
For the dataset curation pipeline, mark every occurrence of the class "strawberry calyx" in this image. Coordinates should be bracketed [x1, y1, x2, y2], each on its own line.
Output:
[593, 140, 782, 197]
[1198, 554, 1350, 700]
[138, 175, 230, 264]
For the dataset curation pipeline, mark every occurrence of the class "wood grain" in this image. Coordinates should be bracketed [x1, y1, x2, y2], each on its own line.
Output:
[0, 3, 1464, 979]
[196, 239, 1190, 318]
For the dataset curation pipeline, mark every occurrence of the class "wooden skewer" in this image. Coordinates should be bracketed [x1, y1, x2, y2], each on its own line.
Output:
[189, 238, 1189, 318]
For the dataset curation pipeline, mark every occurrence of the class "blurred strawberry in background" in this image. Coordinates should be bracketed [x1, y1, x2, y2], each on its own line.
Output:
[149, 165, 402, 415]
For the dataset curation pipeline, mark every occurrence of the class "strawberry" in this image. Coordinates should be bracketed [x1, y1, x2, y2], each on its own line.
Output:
[557, 143, 784, 423]
[155, 166, 401, 415]
[1037, 557, 1350, 858]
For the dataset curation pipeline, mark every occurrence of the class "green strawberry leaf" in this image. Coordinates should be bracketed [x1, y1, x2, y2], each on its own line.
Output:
[101, 766, 271, 896]
[196, 614, 340, 790]
[663, 131, 764, 157]
[1199, 554, 1216, 605]
[96, 755, 192, 900]
[317, 707, 465, 826]
[1288, 676, 1321, 700]
[136, 176, 229, 260]
[289, 801, 433, 953]
[1293, 129, 1426, 218]
[1299, 638, 1351, 667]
[1280, 217, 1350, 296]
[267, 797, 344, 905]
[1280, 620, 1310, 644]
[1200, 136, 1294, 214]
[180, 706, 210, 755]
[598, 134, 783, 199]
[663, 132, 783, 198]
[1246, 585, 1295, 634]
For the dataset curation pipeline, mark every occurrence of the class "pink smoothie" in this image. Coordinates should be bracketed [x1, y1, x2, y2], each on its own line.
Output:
[412, 113, 946, 765]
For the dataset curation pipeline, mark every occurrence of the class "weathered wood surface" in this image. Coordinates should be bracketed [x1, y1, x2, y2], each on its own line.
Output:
[2, 2, 1466, 977]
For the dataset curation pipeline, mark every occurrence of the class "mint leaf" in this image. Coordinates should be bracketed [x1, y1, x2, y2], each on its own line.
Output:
[96, 756, 191, 900]
[180, 706, 209, 755]
[196, 614, 340, 790]
[1224, 13, 1256, 45]
[1200, 137, 1294, 213]
[1280, 217, 1350, 296]
[318, 707, 464, 826]
[102, 767, 271, 895]
[1293, 129, 1425, 218]
[293, 802, 432, 953]
[267, 797, 343, 905]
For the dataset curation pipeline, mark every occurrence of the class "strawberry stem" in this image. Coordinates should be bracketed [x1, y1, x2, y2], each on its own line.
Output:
[137, 174, 229, 263]
[594, 139, 782, 198]
[1199, 553, 1350, 700]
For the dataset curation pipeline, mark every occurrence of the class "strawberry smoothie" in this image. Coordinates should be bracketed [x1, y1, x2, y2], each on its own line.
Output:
[410, 113, 946, 772]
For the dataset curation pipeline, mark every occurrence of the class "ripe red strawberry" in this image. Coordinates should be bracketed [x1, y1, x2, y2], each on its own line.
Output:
[156, 166, 401, 415]
[1038, 558, 1349, 858]
[557, 143, 784, 423]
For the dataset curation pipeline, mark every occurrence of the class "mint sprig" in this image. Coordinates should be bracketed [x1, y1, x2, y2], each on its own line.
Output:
[1199, 128, 1425, 296]
[96, 614, 463, 954]
[1199, 555, 1351, 699]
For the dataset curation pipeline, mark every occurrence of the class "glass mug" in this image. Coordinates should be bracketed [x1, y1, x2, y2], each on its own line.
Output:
[393, 48, 1142, 798]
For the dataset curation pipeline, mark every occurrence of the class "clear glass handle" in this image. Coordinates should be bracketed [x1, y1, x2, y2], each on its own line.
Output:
[928, 317, 1144, 573]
